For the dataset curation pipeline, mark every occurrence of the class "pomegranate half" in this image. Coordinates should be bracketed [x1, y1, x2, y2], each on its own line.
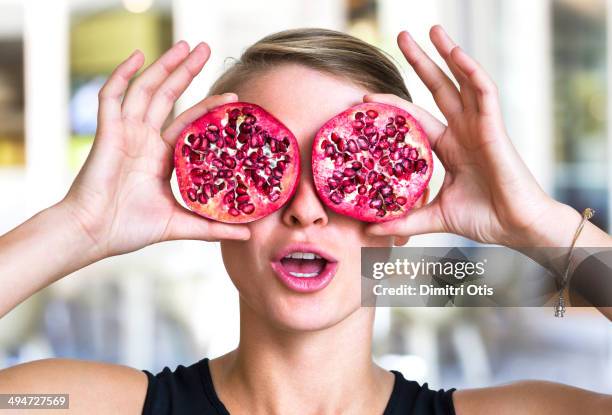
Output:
[174, 102, 300, 223]
[312, 103, 432, 222]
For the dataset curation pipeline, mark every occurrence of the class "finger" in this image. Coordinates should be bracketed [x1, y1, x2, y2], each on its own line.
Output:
[394, 236, 410, 246]
[363, 93, 446, 150]
[97, 50, 145, 131]
[163, 208, 251, 241]
[450, 46, 501, 117]
[366, 200, 445, 237]
[397, 31, 463, 117]
[146, 42, 211, 130]
[429, 26, 479, 112]
[121, 40, 190, 121]
[161, 92, 239, 147]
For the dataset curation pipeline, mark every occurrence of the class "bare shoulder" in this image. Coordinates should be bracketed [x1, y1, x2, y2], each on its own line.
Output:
[0, 358, 148, 414]
[453, 380, 612, 415]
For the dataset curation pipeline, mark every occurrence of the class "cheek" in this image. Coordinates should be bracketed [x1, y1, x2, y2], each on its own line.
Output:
[331, 213, 395, 248]
[221, 215, 280, 280]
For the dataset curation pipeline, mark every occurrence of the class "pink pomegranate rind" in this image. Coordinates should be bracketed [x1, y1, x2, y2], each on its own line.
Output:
[174, 102, 300, 223]
[312, 103, 433, 223]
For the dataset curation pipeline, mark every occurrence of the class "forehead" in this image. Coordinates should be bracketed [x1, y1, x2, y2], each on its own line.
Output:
[234, 64, 369, 140]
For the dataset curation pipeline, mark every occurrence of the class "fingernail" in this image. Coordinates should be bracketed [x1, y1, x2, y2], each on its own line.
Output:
[175, 40, 188, 48]
[223, 92, 238, 99]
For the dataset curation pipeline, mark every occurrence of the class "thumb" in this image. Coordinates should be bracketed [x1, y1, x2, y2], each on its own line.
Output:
[164, 208, 251, 242]
[366, 200, 445, 237]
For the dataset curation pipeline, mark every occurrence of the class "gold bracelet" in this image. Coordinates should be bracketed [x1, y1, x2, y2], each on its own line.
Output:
[554, 208, 595, 317]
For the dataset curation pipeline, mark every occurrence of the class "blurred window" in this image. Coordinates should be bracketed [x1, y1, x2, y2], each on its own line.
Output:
[68, 1, 172, 169]
[553, 0, 609, 230]
[0, 4, 24, 167]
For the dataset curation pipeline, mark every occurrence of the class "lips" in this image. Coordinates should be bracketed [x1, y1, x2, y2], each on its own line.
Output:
[271, 244, 338, 293]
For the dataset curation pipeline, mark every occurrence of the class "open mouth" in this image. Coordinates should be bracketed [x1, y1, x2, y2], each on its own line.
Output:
[271, 245, 338, 293]
[280, 252, 327, 278]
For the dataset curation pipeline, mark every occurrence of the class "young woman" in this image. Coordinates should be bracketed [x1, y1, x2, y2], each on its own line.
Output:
[1, 26, 611, 415]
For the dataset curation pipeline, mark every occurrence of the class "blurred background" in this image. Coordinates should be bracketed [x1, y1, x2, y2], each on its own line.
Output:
[1, 0, 611, 394]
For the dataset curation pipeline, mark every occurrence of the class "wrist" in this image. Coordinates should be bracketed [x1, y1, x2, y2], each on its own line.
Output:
[504, 197, 582, 250]
[49, 200, 108, 266]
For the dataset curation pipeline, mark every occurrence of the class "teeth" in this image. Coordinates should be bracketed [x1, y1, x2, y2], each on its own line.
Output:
[283, 252, 323, 260]
[289, 272, 319, 278]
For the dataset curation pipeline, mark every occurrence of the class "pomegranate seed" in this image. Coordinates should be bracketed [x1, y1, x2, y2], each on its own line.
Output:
[330, 192, 343, 204]
[367, 171, 377, 184]
[331, 133, 341, 144]
[229, 207, 240, 216]
[342, 184, 356, 194]
[236, 194, 250, 204]
[366, 109, 378, 118]
[416, 159, 427, 173]
[354, 112, 364, 120]
[369, 199, 383, 209]
[187, 189, 197, 201]
[328, 178, 339, 189]
[347, 140, 359, 153]
[394, 164, 403, 177]
[351, 161, 362, 170]
[364, 126, 376, 137]
[343, 168, 356, 178]
[358, 185, 367, 195]
[198, 193, 208, 204]
[395, 115, 406, 125]
[352, 120, 364, 130]
[357, 137, 369, 150]
[364, 158, 375, 170]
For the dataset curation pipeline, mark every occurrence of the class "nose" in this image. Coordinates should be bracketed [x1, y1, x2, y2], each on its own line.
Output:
[282, 174, 329, 228]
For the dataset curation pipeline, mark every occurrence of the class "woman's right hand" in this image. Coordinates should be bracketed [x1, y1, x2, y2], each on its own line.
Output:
[62, 41, 250, 261]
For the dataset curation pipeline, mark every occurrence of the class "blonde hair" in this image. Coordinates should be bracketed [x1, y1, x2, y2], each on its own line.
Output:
[209, 28, 411, 102]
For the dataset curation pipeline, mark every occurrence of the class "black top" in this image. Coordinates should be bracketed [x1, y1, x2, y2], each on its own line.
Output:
[141, 358, 456, 415]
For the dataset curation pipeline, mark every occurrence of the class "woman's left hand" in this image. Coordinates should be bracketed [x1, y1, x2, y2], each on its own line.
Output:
[366, 25, 575, 248]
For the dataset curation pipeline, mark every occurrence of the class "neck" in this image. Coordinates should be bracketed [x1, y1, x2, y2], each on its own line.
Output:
[210, 300, 394, 415]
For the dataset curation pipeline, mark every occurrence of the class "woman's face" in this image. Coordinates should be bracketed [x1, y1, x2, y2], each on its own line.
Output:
[221, 64, 418, 332]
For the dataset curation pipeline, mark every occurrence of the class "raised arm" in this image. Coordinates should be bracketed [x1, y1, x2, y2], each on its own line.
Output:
[0, 40, 252, 412]
[365, 26, 612, 318]
[0, 41, 250, 319]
